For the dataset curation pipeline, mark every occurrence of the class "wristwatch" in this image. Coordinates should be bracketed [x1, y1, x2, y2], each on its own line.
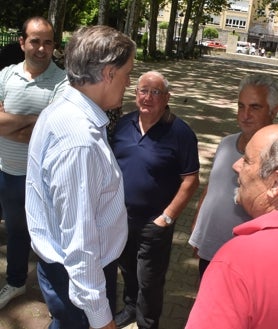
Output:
[161, 213, 174, 225]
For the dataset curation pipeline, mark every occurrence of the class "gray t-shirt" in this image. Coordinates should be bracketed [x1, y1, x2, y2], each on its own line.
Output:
[189, 132, 251, 261]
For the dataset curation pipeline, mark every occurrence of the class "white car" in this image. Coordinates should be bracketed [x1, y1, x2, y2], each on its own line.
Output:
[236, 45, 256, 55]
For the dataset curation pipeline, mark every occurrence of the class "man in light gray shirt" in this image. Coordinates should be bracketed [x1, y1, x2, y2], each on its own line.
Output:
[189, 73, 278, 278]
[0, 16, 67, 309]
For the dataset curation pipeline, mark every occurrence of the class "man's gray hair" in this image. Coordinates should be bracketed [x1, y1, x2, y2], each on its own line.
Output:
[239, 74, 278, 112]
[65, 25, 135, 86]
[137, 71, 170, 92]
[260, 139, 278, 179]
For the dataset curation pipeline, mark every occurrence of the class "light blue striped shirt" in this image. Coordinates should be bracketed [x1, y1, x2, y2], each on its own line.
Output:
[0, 61, 68, 175]
[25, 85, 128, 328]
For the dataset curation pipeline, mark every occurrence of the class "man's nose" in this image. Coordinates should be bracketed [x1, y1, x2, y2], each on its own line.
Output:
[233, 157, 243, 173]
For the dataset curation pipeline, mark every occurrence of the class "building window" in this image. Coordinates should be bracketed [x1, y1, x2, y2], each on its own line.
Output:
[225, 18, 246, 28]
[210, 14, 220, 25]
[158, 9, 164, 17]
[230, 1, 249, 12]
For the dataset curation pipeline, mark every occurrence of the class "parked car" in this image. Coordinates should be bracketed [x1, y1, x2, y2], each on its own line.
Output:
[236, 45, 256, 55]
[204, 41, 226, 49]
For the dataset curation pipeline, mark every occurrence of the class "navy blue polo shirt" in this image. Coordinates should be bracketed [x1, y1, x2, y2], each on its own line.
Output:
[112, 110, 199, 222]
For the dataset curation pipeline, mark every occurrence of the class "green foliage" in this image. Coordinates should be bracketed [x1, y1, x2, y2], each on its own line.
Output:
[257, 0, 278, 12]
[158, 21, 168, 29]
[0, 0, 48, 30]
[0, 0, 130, 32]
[136, 48, 145, 61]
[139, 19, 146, 29]
[141, 32, 148, 48]
[266, 51, 272, 57]
[203, 27, 218, 39]
[64, 0, 99, 30]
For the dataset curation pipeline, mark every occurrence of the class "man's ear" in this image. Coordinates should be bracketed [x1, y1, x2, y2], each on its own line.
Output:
[267, 172, 278, 198]
[19, 36, 25, 51]
[270, 106, 278, 120]
[102, 65, 114, 83]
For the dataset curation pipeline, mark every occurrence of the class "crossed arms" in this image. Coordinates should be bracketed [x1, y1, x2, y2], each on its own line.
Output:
[0, 102, 37, 143]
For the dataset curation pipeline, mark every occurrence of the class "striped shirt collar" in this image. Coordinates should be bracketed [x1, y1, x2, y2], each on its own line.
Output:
[63, 85, 109, 129]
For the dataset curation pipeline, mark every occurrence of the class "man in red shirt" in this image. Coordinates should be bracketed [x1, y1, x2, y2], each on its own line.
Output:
[185, 124, 278, 329]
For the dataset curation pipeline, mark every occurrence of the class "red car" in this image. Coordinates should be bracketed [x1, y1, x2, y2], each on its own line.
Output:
[205, 41, 226, 49]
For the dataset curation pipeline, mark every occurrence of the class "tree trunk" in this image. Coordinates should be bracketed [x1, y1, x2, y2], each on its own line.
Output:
[180, 0, 193, 56]
[48, 0, 68, 49]
[124, 0, 137, 37]
[165, 0, 178, 57]
[124, 0, 143, 41]
[184, 0, 205, 58]
[148, 0, 159, 58]
[98, 0, 109, 25]
[132, 1, 143, 42]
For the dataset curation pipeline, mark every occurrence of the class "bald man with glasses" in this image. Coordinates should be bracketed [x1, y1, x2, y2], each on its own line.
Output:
[112, 71, 200, 329]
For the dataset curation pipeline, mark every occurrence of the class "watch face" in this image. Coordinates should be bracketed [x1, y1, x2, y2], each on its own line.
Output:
[166, 217, 172, 224]
[162, 213, 173, 224]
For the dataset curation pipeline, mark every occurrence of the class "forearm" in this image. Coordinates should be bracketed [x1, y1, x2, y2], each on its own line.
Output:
[0, 111, 37, 136]
[4, 123, 35, 143]
[164, 173, 199, 219]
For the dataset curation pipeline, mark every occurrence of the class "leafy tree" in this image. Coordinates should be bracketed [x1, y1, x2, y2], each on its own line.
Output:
[203, 26, 218, 39]
[185, 0, 206, 57]
[64, 0, 99, 30]
[181, 0, 230, 58]
[0, 0, 48, 30]
[4, 0, 273, 60]
[125, 0, 148, 42]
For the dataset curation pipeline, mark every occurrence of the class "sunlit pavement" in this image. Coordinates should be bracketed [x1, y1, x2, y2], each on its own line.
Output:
[1, 53, 278, 329]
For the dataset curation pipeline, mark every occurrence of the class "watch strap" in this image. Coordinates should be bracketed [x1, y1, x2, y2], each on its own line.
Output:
[162, 213, 174, 225]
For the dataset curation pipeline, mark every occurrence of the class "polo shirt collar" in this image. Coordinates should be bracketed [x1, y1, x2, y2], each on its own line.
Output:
[15, 60, 56, 82]
[233, 210, 278, 236]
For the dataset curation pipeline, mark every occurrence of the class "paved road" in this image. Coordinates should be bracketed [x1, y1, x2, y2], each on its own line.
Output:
[0, 54, 278, 329]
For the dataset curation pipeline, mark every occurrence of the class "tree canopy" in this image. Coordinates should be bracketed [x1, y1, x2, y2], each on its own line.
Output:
[0, 0, 277, 59]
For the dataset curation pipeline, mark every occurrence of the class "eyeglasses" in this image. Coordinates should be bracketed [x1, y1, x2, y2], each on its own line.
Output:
[136, 88, 166, 97]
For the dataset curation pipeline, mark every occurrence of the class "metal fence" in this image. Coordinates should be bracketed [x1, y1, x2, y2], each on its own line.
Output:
[0, 32, 20, 48]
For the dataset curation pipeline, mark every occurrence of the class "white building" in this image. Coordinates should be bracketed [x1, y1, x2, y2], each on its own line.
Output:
[158, 0, 278, 52]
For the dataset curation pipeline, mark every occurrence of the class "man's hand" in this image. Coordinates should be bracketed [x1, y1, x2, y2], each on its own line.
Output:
[153, 215, 172, 227]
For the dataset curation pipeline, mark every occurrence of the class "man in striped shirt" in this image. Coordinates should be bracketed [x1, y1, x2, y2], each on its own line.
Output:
[0, 16, 67, 309]
[25, 25, 135, 329]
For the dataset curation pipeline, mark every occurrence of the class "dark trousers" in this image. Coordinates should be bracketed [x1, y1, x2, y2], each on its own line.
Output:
[199, 258, 210, 280]
[0, 171, 30, 287]
[37, 258, 118, 329]
[119, 220, 174, 329]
